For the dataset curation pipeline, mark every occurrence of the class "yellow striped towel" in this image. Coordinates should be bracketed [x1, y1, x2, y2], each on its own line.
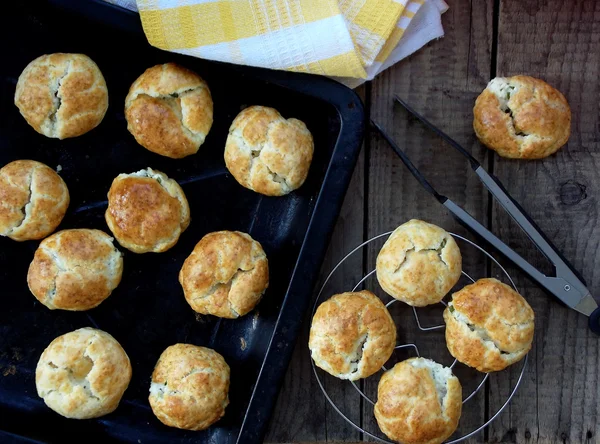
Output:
[105, 0, 448, 82]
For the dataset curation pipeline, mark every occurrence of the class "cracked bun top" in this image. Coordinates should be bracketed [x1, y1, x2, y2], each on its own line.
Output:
[443, 278, 534, 372]
[179, 230, 269, 318]
[376, 219, 462, 306]
[15, 53, 108, 139]
[149, 344, 230, 431]
[125, 63, 213, 159]
[105, 168, 190, 254]
[27, 229, 123, 311]
[224, 105, 314, 196]
[36, 328, 132, 419]
[0, 160, 69, 241]
[309, 290, 396, 381]
[473, 76, 571, 159]
[374, 358, 462, 444]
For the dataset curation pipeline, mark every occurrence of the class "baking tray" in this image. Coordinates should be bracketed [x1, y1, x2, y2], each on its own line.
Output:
[0, 1, 364, 443]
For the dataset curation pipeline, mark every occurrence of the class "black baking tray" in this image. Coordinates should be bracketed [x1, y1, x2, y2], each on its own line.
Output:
[0, 2, 364, 443]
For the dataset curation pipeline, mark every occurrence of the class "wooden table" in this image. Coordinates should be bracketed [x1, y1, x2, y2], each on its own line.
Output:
[265, 1, 600, 443]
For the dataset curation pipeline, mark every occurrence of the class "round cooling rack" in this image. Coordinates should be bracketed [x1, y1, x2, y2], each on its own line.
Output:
[311, 231, 528, 444]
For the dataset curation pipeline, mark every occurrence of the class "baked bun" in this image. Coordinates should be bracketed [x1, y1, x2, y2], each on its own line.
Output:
[224, 106, 314, 196]
[309, 290, 396, 380]
[15, 53, 108, 139]
[27, 229, 123, 311]
[376, 219, 462, 306]
[105, 168, 190, 253]
[125, 63, 213, 159]
[0, 160, 69, 241]
[36, 327, 131, 419]
[473, 76, 571, 159]
[374, 358, 462, 444]
[149, 344, 230, 431]
[443, 278, 534, 372]
[179, 231, 268, 318]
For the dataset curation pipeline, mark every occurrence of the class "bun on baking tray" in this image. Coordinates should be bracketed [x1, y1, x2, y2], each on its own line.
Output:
[473, 75, 570, 159]
[27, 229, 123, 311]
[179, 230, 269, 319]
[374, 357, 462, 444]
[0, 160, 69, 241]
[309, 290, 396, 380]
[125, 63, 213, 159]
[15, 53, 108, 139]
[443, 278, 534, 373]
[376, 219, 462, 306]
[149, 344, 230, 431]
[224, 105, 314, 196]
[36, 327, 131, 419]
[105, 168, 190, 253]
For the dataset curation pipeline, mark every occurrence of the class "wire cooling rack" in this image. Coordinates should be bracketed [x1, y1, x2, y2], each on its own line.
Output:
[311, 231, 528, 444]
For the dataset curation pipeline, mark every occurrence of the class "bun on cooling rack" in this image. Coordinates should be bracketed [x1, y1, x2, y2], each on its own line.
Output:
[125, 63, 213, 159]
[376, 219, 462, 306]
[149, 344, 230, 431]
[473, 75, 570, 159]
[224, 105, 314, 196]
[36, 328, 131, 419]
[443, 278, 534, 372]
[309, 290, 396, 380]
[374, 357, 462, 444]
[105, 168, 190, 253]
[15, 53, 108, 139]
[179, 230, 269, 318]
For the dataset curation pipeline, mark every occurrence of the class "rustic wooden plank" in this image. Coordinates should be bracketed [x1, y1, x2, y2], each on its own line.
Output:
[365, 0, 494, 442]
[265, 87, 366, 442]
[489, 1, 600, 443]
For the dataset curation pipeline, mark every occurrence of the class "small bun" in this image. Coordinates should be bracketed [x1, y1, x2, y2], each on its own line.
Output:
[444, 278, 534, 372]
[179, 231, 268, 318]
[0, 160, 69, 241]
[376, 219, 462, 306]
[149, 344, 230, 431]
[36, 328, 132, 419]
[374, 358, 462, 444]
[27, 229, 123, 310]
[125, 63, 213, 159]
[309, 290, 396, 380]
[224, 106, 314, 196]
[473, 75, 571, 159]
[15, 53, 108, 139]
[105, 168, 190, 253]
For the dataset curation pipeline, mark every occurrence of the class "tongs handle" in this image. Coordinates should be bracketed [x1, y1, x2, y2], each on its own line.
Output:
[371, 116, 598, 322]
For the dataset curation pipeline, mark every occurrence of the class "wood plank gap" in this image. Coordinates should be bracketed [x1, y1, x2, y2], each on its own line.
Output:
[484, 2, 500, 442]
[360, 79, 373, 440]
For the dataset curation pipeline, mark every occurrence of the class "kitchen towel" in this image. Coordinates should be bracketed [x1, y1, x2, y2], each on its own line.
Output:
[104, 0, 447, 84]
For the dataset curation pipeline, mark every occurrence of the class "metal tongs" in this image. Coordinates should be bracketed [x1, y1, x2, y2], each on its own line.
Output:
[372, 96, 600, 334]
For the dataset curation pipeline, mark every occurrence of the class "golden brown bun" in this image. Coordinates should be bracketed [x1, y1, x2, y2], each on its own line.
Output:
[179, 231, 268, 318]
[374, 358, 462, 444]
[473, 76, 571, 159]
[224, 106, 314, 196]
[27, 229, 123, 311]
[309, 290, 396, 380]
[443, 278, 534, 372]
[149, 344, 230, 431]
[125, 63, 213, 159]
[14, 53, 108, 139]
[36, 328, 131, 419]
[0, 160, 69, 241]
[376, 219, 462, 306]
[105, 168, 190, 253]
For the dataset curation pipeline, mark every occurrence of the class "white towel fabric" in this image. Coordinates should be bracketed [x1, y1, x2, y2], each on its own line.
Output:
[102, 0, 447, 87]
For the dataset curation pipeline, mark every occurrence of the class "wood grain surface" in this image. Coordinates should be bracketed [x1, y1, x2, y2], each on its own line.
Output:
[266, 1, 600, 443]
